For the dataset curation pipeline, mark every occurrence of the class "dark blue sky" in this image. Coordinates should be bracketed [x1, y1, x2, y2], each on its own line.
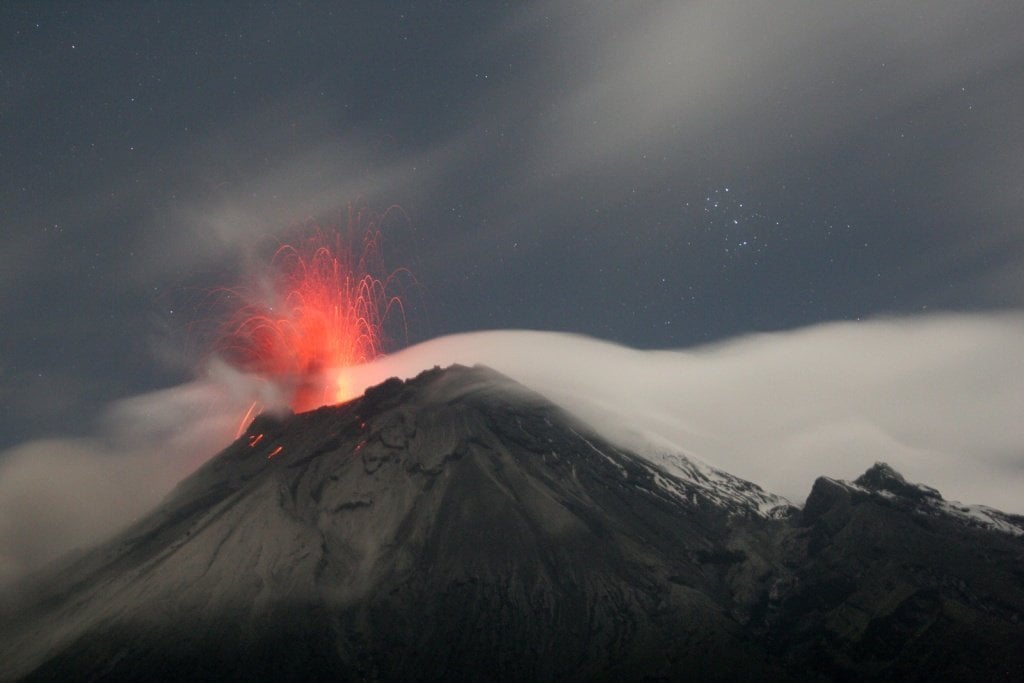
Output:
[2, 1, 1023, 447]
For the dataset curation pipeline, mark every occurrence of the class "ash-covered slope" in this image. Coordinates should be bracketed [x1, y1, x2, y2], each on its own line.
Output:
[0, 365, 785, 681]
[1, 365, 1022, 681]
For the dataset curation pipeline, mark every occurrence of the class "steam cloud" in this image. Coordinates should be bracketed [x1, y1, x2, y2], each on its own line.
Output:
[2, 313, 1022, 588]
[0, 369, 265, 588]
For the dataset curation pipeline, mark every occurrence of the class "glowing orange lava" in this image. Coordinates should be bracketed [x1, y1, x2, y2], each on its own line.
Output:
[213, 207, 412, 418]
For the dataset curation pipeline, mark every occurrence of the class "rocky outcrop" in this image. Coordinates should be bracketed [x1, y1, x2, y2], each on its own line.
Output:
[780, 463, 1024, 680]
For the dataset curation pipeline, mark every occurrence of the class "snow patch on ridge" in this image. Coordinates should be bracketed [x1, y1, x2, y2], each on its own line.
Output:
[644, 448, 792, 518]
[828, 474, 1024, 537]
[566, 423, 789, 518]
[569, 428, 628, 479]
[934, 500, 1024, 537]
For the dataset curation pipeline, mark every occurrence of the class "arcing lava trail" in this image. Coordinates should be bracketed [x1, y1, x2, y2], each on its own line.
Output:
[210, 207, 413, 415]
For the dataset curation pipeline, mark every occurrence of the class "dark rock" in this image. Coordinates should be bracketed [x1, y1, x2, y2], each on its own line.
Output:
[855, 461, 941, 501]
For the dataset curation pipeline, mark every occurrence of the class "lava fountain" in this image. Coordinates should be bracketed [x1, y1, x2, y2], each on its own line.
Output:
[210, 207, 413, 418]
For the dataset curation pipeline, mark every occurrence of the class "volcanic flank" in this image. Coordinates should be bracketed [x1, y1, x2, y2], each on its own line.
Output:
[2, 365, 1023, 681]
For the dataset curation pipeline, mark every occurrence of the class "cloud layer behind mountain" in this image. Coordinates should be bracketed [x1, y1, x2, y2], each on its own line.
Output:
[3, 312, 1021, 588]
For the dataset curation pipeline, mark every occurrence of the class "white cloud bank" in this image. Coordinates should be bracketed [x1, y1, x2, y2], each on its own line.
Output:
[1, 313, 1022, 587]
[350, 313, 1024, 514]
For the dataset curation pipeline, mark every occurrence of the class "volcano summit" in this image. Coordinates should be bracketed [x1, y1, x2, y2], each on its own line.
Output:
[2, 365, 1023, 680]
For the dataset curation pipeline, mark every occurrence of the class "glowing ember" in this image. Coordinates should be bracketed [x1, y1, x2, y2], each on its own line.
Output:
[212, 207, 413, 416]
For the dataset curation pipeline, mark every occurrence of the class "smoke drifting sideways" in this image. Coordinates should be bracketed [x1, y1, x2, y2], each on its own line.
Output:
[0, 367, 267, 588]
[2, 313, 1023, 588]
[349, 313, 1024, 515]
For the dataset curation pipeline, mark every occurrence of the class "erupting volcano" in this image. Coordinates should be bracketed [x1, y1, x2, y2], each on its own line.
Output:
[4, 364, 1024, 680]
[211, 207, 413, 415]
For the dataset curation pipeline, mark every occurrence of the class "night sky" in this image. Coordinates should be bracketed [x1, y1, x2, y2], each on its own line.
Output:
[3, 2, 1023, 449]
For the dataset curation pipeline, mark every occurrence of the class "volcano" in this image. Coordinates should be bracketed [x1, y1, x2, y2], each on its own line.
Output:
[2, 365, 1023, 680]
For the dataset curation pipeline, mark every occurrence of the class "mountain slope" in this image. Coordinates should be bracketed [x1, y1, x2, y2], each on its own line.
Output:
[1, 365, 785, 680]
[1, 365, 1022, 681]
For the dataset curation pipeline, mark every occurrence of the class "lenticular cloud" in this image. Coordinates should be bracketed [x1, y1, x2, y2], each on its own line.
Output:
[352, 313, 1024, 515]
[1, 312, 1022, 588]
